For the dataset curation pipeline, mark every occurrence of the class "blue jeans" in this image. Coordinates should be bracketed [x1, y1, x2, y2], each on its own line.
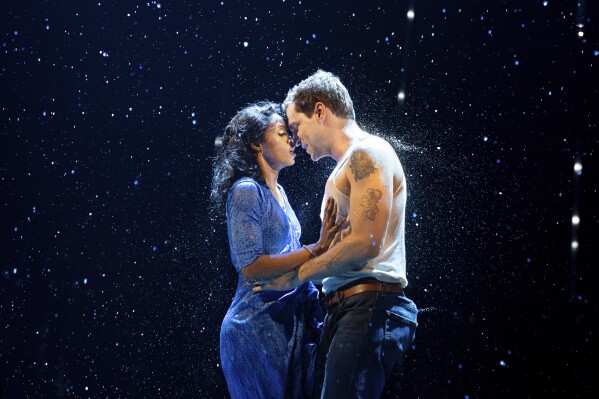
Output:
[315, 289, 418, 399]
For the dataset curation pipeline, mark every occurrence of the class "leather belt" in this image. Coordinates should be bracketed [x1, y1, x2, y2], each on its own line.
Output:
[325, 280, 404, 308]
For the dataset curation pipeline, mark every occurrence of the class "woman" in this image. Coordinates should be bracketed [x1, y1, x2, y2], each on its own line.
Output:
[211, 101, 341, 399]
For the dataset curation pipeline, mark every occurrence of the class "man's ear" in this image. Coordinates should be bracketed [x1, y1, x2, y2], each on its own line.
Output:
[314, 102, 326, 122]
[250, 142, 263, 153]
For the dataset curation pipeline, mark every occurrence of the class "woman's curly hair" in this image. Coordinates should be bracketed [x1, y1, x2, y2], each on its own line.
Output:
[210, 101, 282, 220]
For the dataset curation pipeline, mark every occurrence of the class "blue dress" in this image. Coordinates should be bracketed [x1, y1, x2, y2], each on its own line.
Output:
[220, 177, 323, 399]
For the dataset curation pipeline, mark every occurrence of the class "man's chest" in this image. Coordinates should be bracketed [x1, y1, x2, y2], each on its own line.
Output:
[332, 164, 351, 197]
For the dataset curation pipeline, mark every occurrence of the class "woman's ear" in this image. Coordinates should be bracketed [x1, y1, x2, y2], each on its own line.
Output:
[250, 142, 263, 154]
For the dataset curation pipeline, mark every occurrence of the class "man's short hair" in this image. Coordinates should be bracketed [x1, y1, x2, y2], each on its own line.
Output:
[283, 70, 355, 120]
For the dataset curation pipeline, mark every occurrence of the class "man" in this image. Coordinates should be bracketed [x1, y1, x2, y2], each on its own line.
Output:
[255, 70, 418, 398]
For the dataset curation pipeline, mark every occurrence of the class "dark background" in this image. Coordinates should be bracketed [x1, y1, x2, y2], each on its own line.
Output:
[1, 0, 598, 398]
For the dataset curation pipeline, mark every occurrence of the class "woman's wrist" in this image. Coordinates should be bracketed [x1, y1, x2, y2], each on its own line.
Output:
[312, 242, 324, 256]
[302, 245, 317, 258]
[302, 243, 324, 258]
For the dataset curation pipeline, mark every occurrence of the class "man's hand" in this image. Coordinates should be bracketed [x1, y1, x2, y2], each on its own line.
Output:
[317, 197, 345, 254]
[252, 269, 300, 292]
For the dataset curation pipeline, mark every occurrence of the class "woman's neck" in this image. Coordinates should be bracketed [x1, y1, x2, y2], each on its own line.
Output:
[257, 156, 279, 191]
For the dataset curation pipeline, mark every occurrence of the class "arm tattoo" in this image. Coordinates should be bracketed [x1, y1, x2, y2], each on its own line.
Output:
[317, 251, 345, 271]
[349, 150, 378, 181]
[361, 188, 382, 221]
[316, 250, 363, 273]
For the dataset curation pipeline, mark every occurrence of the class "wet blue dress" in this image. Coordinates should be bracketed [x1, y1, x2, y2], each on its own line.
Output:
[220, 177, 323, 399]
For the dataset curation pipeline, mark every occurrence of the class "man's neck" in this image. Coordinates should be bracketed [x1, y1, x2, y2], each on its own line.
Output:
[330, 120, 365, 162]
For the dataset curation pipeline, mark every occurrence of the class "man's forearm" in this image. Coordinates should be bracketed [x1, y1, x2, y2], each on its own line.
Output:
[297, 235, 377, 282]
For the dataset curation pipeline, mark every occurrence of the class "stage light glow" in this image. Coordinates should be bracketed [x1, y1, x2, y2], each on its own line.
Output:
[571, 241, 579, 250]
[574, 162, 582, 173]
[397, 91, 406, 101]
[578, 31, 584, 37]
[407, 10, 415, 19]
[572, 215, 580, 225]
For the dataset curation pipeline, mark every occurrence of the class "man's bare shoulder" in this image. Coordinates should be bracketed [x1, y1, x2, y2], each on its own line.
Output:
[341, 135, 399, 186]
[352, 133, 400, 165]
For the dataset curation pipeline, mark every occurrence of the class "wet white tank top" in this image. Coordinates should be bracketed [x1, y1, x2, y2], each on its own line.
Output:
[320, 136, 408, 294]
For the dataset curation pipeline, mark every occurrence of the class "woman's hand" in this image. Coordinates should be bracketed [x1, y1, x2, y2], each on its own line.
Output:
[316, 197, 345, 255]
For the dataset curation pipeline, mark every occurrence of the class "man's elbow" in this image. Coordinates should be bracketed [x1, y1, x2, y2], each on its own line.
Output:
[352, 235, 382, 262]
[365, 241, 382, 259]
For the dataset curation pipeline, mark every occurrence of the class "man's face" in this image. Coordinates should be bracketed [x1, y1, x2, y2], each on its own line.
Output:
[286, 103, 326, 161]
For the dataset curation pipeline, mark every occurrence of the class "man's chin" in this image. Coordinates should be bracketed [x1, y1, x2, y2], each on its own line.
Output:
[305, 147, 321, 161]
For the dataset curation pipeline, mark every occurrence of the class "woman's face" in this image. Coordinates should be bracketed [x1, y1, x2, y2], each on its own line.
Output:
[260, 115, 296, 171]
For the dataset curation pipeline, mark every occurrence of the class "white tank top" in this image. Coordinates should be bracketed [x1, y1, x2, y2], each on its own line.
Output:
[320, 136, 408, 293]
